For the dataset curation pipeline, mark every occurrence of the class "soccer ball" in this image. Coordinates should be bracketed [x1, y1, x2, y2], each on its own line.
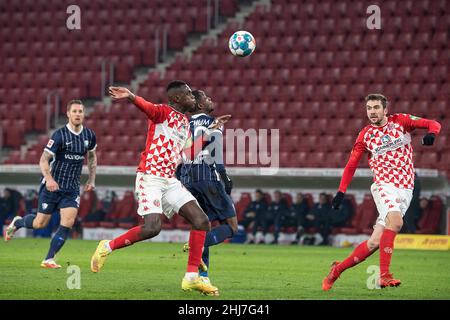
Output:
[228, 31, 256, 57]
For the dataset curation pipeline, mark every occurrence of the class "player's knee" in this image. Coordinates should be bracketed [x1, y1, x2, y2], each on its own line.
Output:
[192, 215, 210, 231]
[61, 218, 76, 227]
[33, 220, 48, 229]
[367, 239, 380, 250]
[141, 224, 161, 239]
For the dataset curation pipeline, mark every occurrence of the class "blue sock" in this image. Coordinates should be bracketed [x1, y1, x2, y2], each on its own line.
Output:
[199, 246, 209, 277]
[45, 226, 71, 260]
[14, 214, 36, 229]
[204, 224, 234, 247]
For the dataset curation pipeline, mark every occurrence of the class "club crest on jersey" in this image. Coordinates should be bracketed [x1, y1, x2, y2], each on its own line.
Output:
[42, 203, 48, 210]
[381, 135, 392, 144]
[46, 139, 54, 148]
[84, 140, 89, 148]
[388, 123, 395, 130]
[153, 199, 161, 207]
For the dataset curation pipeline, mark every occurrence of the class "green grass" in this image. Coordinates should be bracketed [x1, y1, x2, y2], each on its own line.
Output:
[0, 238, 449, 300]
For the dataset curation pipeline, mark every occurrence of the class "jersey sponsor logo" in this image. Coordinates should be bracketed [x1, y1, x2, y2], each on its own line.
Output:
[64, 154, 85, 160]
[47, 139, 54, 148]
[381, 135, 392, 144]
[191, 119, 212, 127]
[374, 137, 403, 153]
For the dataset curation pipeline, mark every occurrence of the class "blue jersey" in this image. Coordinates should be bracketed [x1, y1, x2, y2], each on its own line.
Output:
[178, 113, 225, 183]
[42, 124, 97, 191]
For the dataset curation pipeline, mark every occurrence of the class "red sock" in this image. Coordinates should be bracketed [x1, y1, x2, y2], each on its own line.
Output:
[187, 230, 206, 272]
[336, 240, 376, 274]
[380, 229, 397, 275]
[109, 226, 144, 251]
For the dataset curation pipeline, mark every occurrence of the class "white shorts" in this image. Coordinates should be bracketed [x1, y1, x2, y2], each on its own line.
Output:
[135, 172, 197, 219]
[371, 183, 413, 227]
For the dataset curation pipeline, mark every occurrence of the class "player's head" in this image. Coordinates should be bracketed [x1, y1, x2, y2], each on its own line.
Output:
[192, 90, 214, 114]
[166, 80, 196, 113]
[274, 190, 282, 202]
[365, 93, 388, 126]
[255, 189, 264, 201]
[319, 192, 329, 205]
[295, 193, 304, 203]
[66, 100, 84, 127]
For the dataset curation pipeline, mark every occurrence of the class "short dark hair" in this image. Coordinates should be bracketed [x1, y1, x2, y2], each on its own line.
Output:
[192, 90, 202, 101]
[365, 93, 388, 108]
[166, 80, 187, 92]
[67, 100, 83, 112]
[255, 189, 264, 195]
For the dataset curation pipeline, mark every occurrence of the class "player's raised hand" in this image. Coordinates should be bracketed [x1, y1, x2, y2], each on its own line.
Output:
[422, 133, 436, 146]
[108, 86, 135, 101]
[331, 191, 344, 210]
[46, 178, 59, 192]
[209, 114, 232, 130]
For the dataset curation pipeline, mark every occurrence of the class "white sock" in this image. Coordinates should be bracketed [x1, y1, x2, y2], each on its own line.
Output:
[104, 240, 112, 252]
[184, 272, 198, 281]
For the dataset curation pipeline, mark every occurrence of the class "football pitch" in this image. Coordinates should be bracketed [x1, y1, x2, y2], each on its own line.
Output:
[0, 238, 449, 300]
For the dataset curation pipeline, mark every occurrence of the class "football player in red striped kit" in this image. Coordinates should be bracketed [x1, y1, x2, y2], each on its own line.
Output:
[90, 82, 229, 296]
[323, 93, 441, 290]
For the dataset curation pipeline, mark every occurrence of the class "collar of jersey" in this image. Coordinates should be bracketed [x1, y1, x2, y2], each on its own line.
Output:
[191, 113, 207, 119]
[66, 124, 84, 135]
[370, 116, 390, 129]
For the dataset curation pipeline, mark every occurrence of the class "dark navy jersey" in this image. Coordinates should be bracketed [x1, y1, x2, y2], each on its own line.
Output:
[179, 113, 225, 183]
[42, 124, 97, 191]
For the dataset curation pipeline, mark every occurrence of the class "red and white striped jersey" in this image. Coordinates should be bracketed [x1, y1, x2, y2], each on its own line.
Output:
[133, 96, 191, 178]
[338, 113, 441, 192]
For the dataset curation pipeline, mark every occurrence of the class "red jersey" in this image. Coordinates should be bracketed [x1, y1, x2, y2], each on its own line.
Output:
[134, 96, 191, 178]
[338, 113, 441, 192]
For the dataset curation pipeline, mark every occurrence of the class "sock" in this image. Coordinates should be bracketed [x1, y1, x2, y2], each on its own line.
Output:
[336, 240, 376, 274]
[15, 214, 36, 229]
[380, 229, 397, 275]
[109, 226, 144, 251]
[184, 272, 198, 281]
[204, 224, 234, 247]
[199, 246, 209, 277]
[187, 230, 206, 273]
[45, 226, 71, 260]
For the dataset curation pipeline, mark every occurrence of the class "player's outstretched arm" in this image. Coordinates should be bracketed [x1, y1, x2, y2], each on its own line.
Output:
[332, 132, 366, 210]
[109, 86, 136, 101]
[85, 150, 97, 192]
[39, 151, 59, 192]
[396, 114, 441, 146]
[109, 86, 164, 121]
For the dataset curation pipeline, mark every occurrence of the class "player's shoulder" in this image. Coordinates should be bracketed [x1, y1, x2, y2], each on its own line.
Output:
[358, 124, 373, 137]
[83, 126, 96, 136]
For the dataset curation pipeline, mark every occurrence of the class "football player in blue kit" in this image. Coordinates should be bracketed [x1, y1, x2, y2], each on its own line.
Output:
[4, 100, 97, 268]
[178, 90, 237, 293]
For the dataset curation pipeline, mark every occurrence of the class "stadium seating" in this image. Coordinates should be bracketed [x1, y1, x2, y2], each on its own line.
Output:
[1, 0, 240, 157]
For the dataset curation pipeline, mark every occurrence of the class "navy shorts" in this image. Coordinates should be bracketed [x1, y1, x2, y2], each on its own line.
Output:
[184, 180, 236, 222]
[38, 184, 80, 214]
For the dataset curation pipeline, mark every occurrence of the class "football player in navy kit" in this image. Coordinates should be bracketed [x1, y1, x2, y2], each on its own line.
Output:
[4, 100, 97, 268]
